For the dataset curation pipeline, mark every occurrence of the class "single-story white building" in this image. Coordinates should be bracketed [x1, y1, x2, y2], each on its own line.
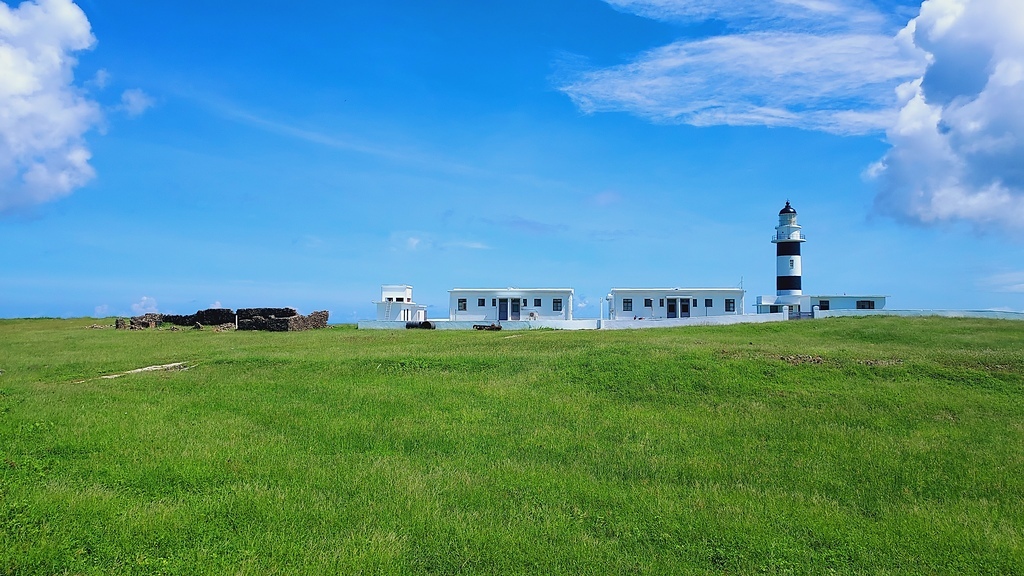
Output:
[755, 294, 886, 314]
[606, 288, 745, 320]
[375, 284, 427, 322]
[448, 288, 574, 321]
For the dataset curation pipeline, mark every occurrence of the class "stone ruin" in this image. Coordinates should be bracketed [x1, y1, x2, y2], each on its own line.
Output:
[117, 307, 329, 332]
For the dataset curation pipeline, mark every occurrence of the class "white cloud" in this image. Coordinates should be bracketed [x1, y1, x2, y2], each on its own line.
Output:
[93, 304, 109, 316]
[131, 296, 158, 314]
[559, 1, 926, 134]
[443, 240, 490, 250]
[604, 0, 888, 31]
[869, 0, 1024, 230]
[980, 271, 1024, 293]
[0, 0, 100, 213]
[211, 300, 222, 309]
[119, 88, 153, 117]
[561, 31, 924, 134]
[564, 0, 1024, 231]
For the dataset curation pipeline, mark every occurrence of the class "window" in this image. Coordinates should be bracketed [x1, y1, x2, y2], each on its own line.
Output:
[477, 298, 486, 307]
[458, 299, 467, 311]
[692, 299, 698, 307]
[644, 298, 653, 308]
[819, 300, 830, 311]
[552, 299, 563, 312]
[856, 300, 875, 310]
[705, 299, 713, 308]
[492, 299, 496, 306]
[386, 297, 394, 302]
[790, 258, 795, 269]
[622, 298, 633, 312]
[770, 305, 782, 313]
[725, 299, 735, 312]
[396, 298, 404, 302]
[523, 299, 528, 306]
[534, 298, 541, 307]
[659, 299, 664, 307]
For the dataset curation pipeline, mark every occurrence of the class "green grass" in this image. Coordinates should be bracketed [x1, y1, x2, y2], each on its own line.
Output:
[1, 316, 1022, 574]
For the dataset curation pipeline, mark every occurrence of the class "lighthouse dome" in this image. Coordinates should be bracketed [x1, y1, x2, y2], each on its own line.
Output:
[779, 201, 796, 215]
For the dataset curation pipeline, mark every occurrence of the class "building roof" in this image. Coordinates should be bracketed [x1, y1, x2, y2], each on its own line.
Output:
[779, 201, 797, 215]
[448, 287, 574, 293]
[609, 287, 743, 292]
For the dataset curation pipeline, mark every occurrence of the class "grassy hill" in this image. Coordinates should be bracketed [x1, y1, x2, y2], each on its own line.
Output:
[1, 317, 1022, 574]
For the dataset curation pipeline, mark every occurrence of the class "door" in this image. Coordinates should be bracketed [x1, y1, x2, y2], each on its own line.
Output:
[511, 299, 521, 320]
[667, 299, 677, 318]
[498, 299, 509, 321]
[680, 299, 690, 318]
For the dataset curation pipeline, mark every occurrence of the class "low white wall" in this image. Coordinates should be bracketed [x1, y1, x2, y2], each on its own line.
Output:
[815, 309, 1024, 321]
[600, 313, 786, 330]
[357, 319, 600, 331]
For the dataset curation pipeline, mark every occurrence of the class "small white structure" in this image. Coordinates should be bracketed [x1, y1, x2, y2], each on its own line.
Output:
[375, 284, 427, 322]
[607, 288, 745, 320]
[448, 288, 574, 321]
[756, 202, 886, 316]
[756, 294, 886, 314]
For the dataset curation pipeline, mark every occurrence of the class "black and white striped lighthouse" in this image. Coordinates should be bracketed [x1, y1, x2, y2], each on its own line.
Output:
[772, 201, 806, 296]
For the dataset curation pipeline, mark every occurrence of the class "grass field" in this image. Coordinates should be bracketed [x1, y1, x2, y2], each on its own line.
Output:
[1, 316, 1022, 574]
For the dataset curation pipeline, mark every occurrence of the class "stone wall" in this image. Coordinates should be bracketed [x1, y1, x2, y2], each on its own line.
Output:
[119, 307, 329, 331]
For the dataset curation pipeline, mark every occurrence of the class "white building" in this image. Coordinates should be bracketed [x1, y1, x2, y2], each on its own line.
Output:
[755, 294, 886, 314]
[375, 284, 427, 322]
[606, 288, 745, 320]
[448, 288, 574, 321]
[756, 202, 886, 315]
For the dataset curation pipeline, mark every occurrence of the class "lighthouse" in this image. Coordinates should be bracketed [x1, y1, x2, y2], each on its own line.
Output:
[772, 201, 805, 297]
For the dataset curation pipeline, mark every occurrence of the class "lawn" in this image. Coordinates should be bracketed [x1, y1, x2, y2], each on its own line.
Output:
[1, 317, 1022, 574]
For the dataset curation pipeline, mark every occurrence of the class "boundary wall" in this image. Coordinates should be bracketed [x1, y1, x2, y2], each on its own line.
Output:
[357, 315, 785, 331]
[600, 313, 786, 330]
[815, 309, 1024, 321]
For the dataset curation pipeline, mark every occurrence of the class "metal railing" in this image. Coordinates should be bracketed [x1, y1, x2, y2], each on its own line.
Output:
[772, 232, 806, 241]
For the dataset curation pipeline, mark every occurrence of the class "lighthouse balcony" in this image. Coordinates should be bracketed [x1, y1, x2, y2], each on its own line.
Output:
[771, 232, 806, 242]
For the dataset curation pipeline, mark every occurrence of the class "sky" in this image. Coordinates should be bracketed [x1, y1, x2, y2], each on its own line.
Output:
[2, 0, 1023, 321]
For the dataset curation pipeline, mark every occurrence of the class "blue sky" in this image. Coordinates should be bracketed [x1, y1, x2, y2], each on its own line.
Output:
[2, 0, 1023, 321]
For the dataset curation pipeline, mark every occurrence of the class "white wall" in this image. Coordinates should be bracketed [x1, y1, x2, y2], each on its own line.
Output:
[449, 289, 574, 321]
[376, 302, 426, 321]
[380, 285, 414, 302]
[608, 290, 744, 320]
[815, 309, 1024, 321]
[601, 313, 786, 330]
[811, 296, 886, 311]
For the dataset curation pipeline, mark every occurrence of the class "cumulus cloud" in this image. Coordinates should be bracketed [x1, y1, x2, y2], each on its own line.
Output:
[869, 0, 1024, 230]
[131, 296, 158, 314]
[559, 0, 925, 134]
[119, 88, 154, 117]
[93, 304, 109, 317]
[0, 0, 101, 213]
[562, 0, 1024, 230]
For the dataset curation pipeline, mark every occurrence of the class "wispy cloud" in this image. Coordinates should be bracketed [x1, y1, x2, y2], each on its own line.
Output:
[980, 272, 1024, 293]
[202, 101, 487, 178]
[604, 0, 890, 31]
[591, 190, 622, 206]
[390, 231, 490, 252]
[443, 240, 491, 250]
[485, 216, 569, 235]
[558, 19, 925, 134]
[562, 0, 1024, 231]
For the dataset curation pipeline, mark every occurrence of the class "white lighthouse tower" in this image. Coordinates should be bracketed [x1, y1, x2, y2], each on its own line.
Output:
[773, 201, 806, 308]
